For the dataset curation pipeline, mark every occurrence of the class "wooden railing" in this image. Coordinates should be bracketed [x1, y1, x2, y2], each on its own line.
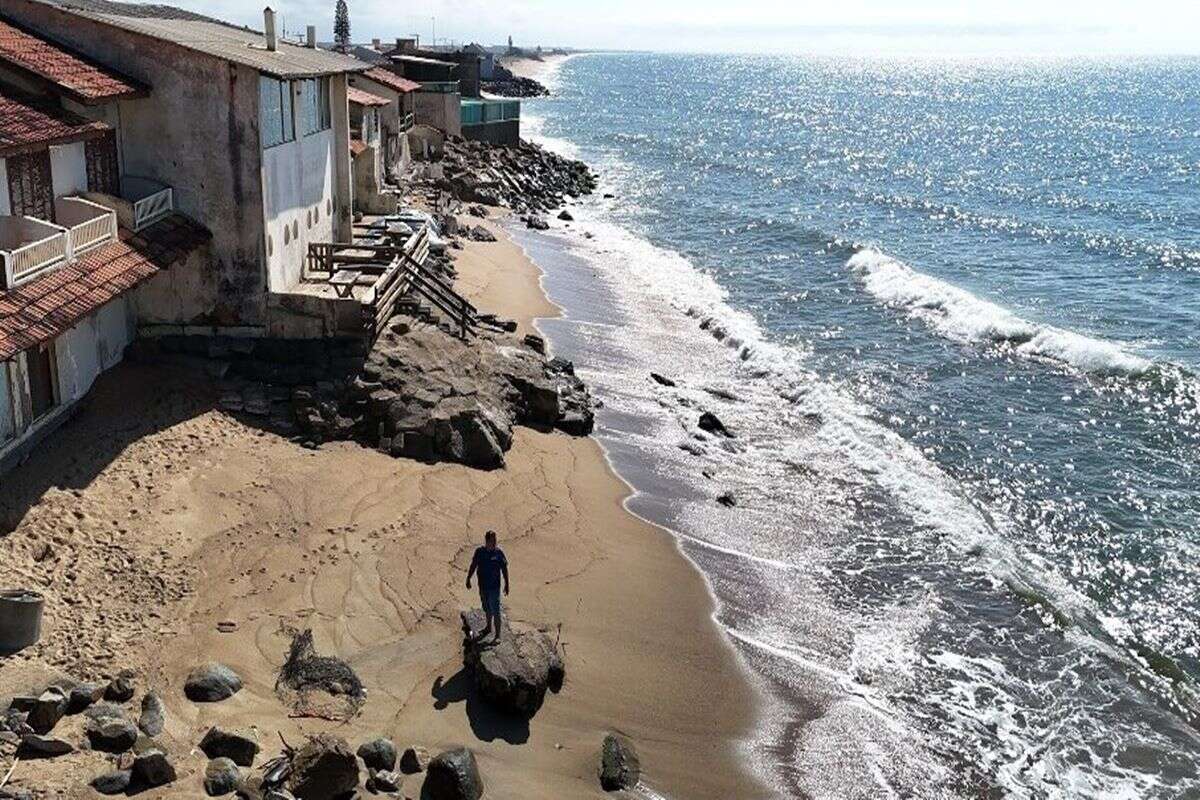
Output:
[369, 227, 479, 339]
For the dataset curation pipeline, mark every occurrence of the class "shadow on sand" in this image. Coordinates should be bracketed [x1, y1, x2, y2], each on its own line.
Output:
[431, 667, 530, 745]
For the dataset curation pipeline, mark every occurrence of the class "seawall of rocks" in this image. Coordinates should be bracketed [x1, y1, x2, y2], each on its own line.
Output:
[438, 138, 596, 213]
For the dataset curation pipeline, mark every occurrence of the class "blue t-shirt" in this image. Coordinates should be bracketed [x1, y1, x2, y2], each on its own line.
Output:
[472, 546, 507, 592]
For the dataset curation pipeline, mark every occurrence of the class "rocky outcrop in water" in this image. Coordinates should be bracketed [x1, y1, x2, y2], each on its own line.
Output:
[481, 64, 550, 97]
[439, 137, 596, 213]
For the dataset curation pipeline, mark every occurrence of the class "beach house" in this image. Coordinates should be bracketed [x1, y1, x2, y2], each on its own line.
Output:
[347, 85, 393, 214]
[348, 67, 419, 184]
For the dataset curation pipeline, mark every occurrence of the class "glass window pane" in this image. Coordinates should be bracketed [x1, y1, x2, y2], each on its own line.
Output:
[281, 80, 294, 142]
[260, 75, 283, 148]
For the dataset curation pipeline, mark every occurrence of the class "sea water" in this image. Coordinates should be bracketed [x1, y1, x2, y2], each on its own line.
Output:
[510, 54, 1200, 798]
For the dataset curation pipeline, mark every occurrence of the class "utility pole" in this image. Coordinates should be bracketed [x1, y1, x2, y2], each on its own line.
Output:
[431, 16, 436, 47]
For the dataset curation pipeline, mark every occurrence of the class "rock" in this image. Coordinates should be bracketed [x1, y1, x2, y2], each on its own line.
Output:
[524, 216, 549, 231]
[557, 210, 574, 221]
[25, 687, 67, 734]
[17, 732, 73, 757]
[185, 662, 243, 702]
[357, 737, 397, 772]
[523, 333, 546, 354]
[205, 757, 243, 796]
[133, 734, 163, 755]
[287, 734, 359, 800]
[138, 691, 165, 736]
[598, 732, 641, 791]
[68, 681, 106, 713]
[399, 745, 430, 774]
[86, 715, 139, 753]
[466, 226, 496, 242]
[369, 769, 402, 793]
[91, 770, 133, 796]
[460, 609, 565, 717]
[423, 747, 483, 800]
[717, 492, 738, 508]
[200, 726, 260, 767]
[650, 372, 677, 387]
[698, 411, 734, 437]
[131, 749, 176, 788]
[105, 671, 136, 702]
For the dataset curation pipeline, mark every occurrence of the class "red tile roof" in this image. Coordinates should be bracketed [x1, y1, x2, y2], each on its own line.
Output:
[362, 67, 420, 94]
[0, 90, 110, 157]
[347, 86, 390, 107]
[0, 215, 210, 361]
[0, 20, 144, 104]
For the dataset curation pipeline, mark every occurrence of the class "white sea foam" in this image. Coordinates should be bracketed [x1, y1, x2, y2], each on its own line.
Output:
[846, 249, 1154, 377]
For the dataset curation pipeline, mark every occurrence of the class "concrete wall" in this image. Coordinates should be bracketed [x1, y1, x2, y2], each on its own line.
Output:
[63, 98, 124, 174]
[413, 92, 461, 137]
[4, 0, 268, 328]
[49, 142, 87, 197]
[0, 361, 13, 445]
[132, 244, 215, 325]
[0, 159, 9, 216]
[262, 125, 336, 292]
[329, 75, 353, 244]
[462, 119, 520, 147]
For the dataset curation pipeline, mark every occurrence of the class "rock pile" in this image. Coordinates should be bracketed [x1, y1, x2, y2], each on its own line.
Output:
[438, 137, 596, 213]
[292, 323, 594, 469]
[460, 609, 565, 717]
[481, 63, 550, 97]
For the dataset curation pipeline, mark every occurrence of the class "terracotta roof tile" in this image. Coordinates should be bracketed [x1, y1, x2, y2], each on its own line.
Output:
[0, 20, 144, 103]
[362, 67, 420, 94]
[347, 86, 391, 107]
[0, 89, 110, 157]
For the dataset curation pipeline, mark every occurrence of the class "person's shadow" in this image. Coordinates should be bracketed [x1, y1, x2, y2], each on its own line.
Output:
[431, 668, 530, 745]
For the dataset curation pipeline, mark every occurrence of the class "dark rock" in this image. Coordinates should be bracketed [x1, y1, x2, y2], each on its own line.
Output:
[287, 734, 359, 800]
[138, 691, 165, 736]
[598, 732, 641, 791]
[467, 226, 496, 242]
[650, 372, 677, 387]
[523, 334, 546, 354]
[68, 681, 106, 713]
[368, 769, 402, 793]
[83, 702, 128, 723]
[717, 492, 738, 508]
[557, 210, 574, 221]
[423, 747, 483, 800]
[200, 726, 260, 767]
[698, 411, 734, 438]
[25, 687, 67, 734]
[105, 671, 136, 702]
[91, 770, 133, 795]
[131, 749, 176, 788]
[399, 745, 430, 774]
[357, 737, 397, 772]
[86, 715, 139, 753]
[17, 732, 73, 758]
[184, 662, 243, 702]
[205, 757, 243, 796]
[524, 216, 549, 231]
[460, 609, 565, 717]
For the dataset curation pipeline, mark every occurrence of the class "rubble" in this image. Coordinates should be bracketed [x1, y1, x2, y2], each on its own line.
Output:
[437, 137, 596, 213]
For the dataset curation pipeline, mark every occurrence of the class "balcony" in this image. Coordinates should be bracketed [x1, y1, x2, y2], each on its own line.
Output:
[0, 198, 118, 290]
[122, 176, 173, 232]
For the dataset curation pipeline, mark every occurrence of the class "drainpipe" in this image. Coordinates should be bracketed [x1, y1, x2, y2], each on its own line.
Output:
[264, 7, 278, 52]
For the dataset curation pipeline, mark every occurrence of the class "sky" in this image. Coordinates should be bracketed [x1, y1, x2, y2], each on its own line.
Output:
[139, 0, 1200, 56]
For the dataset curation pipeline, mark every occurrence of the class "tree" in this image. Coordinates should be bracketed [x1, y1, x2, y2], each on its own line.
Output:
[333, 0, 350, 52]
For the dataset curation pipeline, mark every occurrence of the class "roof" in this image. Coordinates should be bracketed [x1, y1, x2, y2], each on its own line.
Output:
[388, 54, 457, 67]
[0, 19, 145, 104]
[0, 214, 210, 360]
[0, 90, 109, 158]
[347, 86, 389, 107]
[28, 0, 370, 79]
[361, 67, 420, 94]
[349, 138, 368, 157]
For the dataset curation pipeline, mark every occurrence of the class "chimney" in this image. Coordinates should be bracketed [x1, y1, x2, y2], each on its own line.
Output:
[263, 7, 277, 51]
[372, 38, 381, 50]
[306, 25, 316, 48]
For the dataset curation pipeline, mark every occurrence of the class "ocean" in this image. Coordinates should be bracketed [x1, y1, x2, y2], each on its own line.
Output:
[508, 54, 1200, 798]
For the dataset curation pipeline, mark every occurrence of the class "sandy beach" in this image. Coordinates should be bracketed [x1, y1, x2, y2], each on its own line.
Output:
[0, 213, 765, 799]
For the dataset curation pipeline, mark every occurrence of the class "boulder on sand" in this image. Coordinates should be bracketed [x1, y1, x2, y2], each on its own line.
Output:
[90, 770, 132, 796]
[460, 609, 565, 717]
[184, 663, 243, 702]
[105, 671, 136, 703]
[287, 733, 359, 800]
[25, 687, 67, 734]
[131, 749, 176, 788]
[85, 715, 138, 753]
[138, 691, 165, 736]
[17, 732, 73, 758]
[68, 682, 106, 713]
[423, 747, 484, 800]
[357, 737, 397, 772]
[598, 732, 641, 791]
[204, 757, 242, 796]
[200, 726, 260, 767]
[399, 745, 430, 774]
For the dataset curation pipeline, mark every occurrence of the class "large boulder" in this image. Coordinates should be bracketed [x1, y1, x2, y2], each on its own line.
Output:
[287, 734, 359, 800]
[204, 757, 242, 796]
[598, 732, 641, 791]
[423, 748, 483, 800]
[25, 688, 67, 734]
[90, 770, 132, 796]
[460, 609, 564, 717]
[68, 682, 106, 713]
[85, 715, 139, 753]
[17, 733, 73, 758]
[199, 726, 260, 767]
[138, 691, 165, 736]
[357, 737, 397, 772]
[131, 749, 176, 788]
[184, 663, 243, 702]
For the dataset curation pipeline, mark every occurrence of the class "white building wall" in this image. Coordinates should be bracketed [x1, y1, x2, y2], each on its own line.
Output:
[262, 128, 337, 292]
[49, 142, 88, 197]
[53, 296, 133, 405]
[0, 159, 9, 216]
[0, 362, 13, 444]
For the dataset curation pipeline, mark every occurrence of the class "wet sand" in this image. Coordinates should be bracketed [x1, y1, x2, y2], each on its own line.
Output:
[0, 216, 765, 798]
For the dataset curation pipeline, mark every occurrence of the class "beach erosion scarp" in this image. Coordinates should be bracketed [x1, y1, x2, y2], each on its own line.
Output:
[0, 184, 767, 798]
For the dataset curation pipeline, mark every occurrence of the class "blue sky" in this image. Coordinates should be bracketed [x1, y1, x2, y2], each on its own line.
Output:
[143, 1, 1200, 55]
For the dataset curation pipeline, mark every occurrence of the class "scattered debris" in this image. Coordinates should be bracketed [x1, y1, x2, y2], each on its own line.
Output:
[276, 629, 365, 720]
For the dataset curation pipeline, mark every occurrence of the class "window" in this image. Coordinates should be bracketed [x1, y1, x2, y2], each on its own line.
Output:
[260, 76, 295, 149]
[298, 77, 331, 137]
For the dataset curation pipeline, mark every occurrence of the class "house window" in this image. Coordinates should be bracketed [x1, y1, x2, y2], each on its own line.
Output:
[26, 344, 57, 422]
[298, 77, 332, 136]
[260, 76, 295, 149]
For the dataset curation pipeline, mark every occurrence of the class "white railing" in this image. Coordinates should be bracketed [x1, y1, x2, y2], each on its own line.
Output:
[132, 186, 172, 231]
[54, 196, 117, 256]
[3, 229, 70, 288]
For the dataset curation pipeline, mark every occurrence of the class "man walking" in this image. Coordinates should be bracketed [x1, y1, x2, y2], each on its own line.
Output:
[466, 530, 509, 642]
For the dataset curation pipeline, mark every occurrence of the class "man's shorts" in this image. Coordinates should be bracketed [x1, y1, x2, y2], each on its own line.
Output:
[480, 586, 502, 616]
